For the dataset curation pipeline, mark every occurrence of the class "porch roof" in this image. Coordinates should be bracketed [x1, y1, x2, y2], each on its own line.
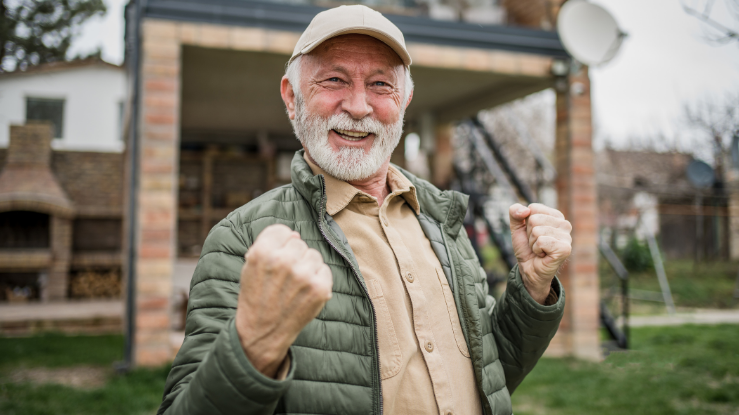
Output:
[143, 0, 568, 58]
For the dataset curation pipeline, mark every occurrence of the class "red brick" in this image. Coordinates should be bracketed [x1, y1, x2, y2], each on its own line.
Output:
[136, 344, 172, 367]
[141, 228, 173, 243]
[144, 79, 177, 92]
[144, 112, 176, 126]
[137, 310, 170, 330]
[144, 95, 177, 109]
[137, 296, 169, 310]
[139, 244, 171, 259]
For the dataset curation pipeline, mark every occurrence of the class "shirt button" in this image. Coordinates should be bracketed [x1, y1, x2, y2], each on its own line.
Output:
[406, 272, 414, 283]
[382, 217, 388, 227]
[446, 412, 453, 415]
[425, 341, 434, 352]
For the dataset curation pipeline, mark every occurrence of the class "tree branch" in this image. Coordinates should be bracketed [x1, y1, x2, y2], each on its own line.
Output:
[682, 0, 739, 44]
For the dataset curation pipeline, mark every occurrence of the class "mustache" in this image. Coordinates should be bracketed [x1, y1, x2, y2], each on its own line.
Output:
[325, 113, 386, 134]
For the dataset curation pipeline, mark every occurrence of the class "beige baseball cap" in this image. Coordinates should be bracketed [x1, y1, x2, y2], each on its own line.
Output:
[289, 5, 412, 66]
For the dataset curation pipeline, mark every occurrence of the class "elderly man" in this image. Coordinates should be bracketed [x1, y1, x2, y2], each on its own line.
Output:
[159, 5, 570, 415]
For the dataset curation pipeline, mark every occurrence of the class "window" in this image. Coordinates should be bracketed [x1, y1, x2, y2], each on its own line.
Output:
[26, 98, 65, 139]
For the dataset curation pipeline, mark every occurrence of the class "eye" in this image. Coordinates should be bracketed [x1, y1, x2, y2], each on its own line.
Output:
[328, 77, 341, 82]
[374, 81, 387, 87]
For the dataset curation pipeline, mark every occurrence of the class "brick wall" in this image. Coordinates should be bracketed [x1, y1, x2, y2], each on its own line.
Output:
[0, 149, 123, 216]
[7, 123, 53, 166]
[47, 216, 72, 300]
[52, 152, 124, 216]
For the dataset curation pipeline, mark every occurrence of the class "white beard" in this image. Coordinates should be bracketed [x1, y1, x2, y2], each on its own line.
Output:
[291, 94, 405, 182]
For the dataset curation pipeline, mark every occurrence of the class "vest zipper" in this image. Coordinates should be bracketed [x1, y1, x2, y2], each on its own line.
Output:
[315, 175, 383, 415]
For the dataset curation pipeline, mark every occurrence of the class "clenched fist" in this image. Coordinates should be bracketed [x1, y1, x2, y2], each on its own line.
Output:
[235, 224, 333, 378]
[509, 203, 572, 305]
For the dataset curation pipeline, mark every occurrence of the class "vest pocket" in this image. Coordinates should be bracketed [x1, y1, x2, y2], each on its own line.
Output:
[366, 279, 403, 380]
[435, 268, 470, 357]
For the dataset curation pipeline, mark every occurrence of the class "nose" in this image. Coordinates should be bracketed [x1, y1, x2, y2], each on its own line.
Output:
[341, 82, 372, 120]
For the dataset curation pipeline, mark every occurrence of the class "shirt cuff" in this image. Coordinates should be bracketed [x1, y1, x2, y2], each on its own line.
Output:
[275, 354, 291, 381]
[543, 280, 559, 306]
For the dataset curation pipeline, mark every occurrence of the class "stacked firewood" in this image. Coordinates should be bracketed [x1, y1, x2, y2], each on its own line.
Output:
[70, 269, 122, 298]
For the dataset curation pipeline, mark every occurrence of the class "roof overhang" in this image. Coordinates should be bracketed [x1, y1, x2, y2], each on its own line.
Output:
[143, 0, 569, 58]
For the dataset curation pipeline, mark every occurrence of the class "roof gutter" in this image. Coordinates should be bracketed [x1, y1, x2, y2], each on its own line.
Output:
[120, 0, 146, 372]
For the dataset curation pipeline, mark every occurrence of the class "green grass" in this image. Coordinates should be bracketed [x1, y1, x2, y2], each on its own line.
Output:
[0, 333, 124, 370]
[0, 367, 170, 415]
[0, 334, 169, 415]
[601, 259, 739, 311]
[512, 324, 739, 415]
[2, 324, 739, 414]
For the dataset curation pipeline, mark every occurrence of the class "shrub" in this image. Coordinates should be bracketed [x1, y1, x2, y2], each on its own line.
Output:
[622, 237, 653, 272]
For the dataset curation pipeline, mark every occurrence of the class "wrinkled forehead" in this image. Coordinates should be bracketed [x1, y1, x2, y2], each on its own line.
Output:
[304, 34, 405, 75]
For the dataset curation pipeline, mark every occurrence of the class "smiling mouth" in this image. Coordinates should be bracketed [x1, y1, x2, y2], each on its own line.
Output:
[333, 129, 371, 141]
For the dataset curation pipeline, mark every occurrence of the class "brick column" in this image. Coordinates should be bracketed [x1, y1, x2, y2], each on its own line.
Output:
[133, 20, 181, 366]
[549, 67, 601, 361]
[47, 216, 72, 301]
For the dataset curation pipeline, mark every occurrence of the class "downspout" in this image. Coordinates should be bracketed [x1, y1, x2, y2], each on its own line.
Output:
[121, 0, 146, 371]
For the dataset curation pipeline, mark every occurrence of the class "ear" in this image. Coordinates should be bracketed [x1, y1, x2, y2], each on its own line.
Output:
[280, 76, 296, 120]
[405, 88, 414, 110]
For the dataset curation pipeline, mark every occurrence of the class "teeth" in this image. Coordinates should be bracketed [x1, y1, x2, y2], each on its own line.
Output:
[335, 129, 370, 140]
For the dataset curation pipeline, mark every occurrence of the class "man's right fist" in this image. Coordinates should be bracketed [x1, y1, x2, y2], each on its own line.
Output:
[235, 224, 333, 378]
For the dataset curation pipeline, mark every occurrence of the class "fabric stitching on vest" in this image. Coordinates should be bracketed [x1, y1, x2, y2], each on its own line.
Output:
[190, 278, 240, 289]
[290, 378, 373, 389]
[312, 317, 370, 328]
[237, 216, 318, 225]
[291, 344, 371, 357]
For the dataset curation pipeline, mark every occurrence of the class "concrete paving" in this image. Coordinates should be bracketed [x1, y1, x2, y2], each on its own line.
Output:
[629, 309, 739, 327]
[0, 300, 123, 322]
[0, 299, 123, 335]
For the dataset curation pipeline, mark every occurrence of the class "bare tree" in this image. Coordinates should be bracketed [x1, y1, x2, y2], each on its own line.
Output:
[682, 0, 739, 45]
[683, 92, 739, 181]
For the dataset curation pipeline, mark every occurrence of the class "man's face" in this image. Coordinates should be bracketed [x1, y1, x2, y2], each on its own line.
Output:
[281, 34, 412, 181]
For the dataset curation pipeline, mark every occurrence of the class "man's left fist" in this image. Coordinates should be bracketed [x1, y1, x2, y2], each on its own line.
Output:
[508, 203, 572, 305]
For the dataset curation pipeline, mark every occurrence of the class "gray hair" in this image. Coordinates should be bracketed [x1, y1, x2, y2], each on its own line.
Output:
[285, 55, 414, 107]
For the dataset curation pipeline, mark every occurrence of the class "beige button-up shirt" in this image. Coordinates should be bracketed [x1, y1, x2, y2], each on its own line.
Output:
[306, 155, 482, 415]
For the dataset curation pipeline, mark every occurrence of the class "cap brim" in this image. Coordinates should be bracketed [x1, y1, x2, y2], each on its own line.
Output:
[289, 27, 412, 66]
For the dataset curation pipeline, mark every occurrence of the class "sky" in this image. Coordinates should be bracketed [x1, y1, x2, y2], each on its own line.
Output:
[589, 0, 739, 148]
[70, 0, 739, 150]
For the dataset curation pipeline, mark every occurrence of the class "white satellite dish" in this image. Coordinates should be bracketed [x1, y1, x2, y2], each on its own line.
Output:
[557, 1, 625, 66]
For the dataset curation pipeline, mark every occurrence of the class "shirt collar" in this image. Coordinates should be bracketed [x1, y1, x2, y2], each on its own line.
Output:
[303, 153, 420, 216]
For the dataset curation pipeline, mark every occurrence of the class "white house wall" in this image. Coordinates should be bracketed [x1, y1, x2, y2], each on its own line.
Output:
[0, 65, 126, 152]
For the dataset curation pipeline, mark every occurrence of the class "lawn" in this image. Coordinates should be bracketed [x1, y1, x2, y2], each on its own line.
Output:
[512, 324, 739, 415]
[601, 259, 739, 312]
[0, 333, 168, 415]
[1, 324, 738, 414]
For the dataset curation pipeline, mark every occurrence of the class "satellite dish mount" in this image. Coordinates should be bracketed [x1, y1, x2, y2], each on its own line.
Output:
[557, 1, 626, 67]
